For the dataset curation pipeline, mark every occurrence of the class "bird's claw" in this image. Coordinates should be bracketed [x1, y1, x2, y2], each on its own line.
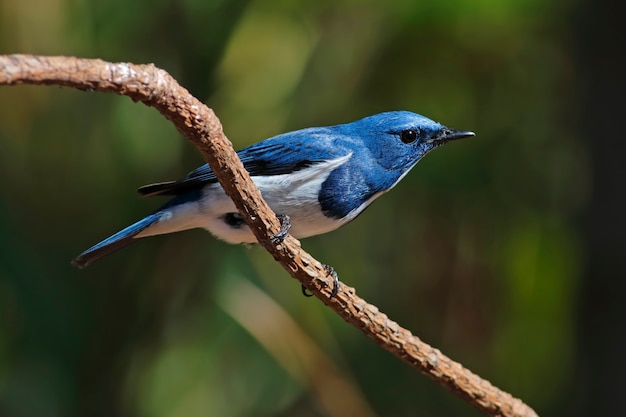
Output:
[301, 264, 339, 299]
[270, 214, 291, 244]
[301, 284, 313, 297]
[324, 264, 339, 298]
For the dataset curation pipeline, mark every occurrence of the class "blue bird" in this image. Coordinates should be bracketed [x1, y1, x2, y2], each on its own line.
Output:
[72, 111, 473, 268]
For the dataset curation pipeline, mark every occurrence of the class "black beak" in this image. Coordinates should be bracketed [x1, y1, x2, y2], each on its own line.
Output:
[433, 128, 475, 144]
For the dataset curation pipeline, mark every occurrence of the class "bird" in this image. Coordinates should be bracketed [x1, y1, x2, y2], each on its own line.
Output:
[72, 111, 474, 269]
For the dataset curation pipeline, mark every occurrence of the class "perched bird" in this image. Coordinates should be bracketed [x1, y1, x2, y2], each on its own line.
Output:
[72, 111, 473, 268]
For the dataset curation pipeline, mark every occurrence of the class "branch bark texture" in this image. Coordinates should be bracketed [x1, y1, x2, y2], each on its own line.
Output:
[0, 54, 538, 417]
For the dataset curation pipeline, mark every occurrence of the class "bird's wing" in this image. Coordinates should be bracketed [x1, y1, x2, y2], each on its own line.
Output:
[138, 134, 345, 197]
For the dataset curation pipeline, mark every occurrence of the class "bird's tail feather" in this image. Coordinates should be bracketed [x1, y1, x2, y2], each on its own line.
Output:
[71, 213, 161, 269]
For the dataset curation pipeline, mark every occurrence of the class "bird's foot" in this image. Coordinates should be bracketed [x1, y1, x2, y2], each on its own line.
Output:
[301, 264, 339, 299]
[270, 214, 291, 244]
[325, 264, 339, 298]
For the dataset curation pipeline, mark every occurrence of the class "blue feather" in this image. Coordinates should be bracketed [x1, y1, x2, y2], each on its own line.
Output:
[72, 111, 474, 267]
[72, 213, 162, 268]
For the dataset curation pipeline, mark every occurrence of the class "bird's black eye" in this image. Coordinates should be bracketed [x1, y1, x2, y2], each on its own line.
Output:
[400, 129, 418, 144]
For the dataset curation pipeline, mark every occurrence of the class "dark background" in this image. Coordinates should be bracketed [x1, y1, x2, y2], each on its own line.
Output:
[0, 0, 623, 416]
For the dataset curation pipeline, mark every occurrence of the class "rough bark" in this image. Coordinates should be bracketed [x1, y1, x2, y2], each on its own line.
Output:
[0, 54, 538, 417]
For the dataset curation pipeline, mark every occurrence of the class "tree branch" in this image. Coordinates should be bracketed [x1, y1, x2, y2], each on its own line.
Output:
[0, 54, 538, 417]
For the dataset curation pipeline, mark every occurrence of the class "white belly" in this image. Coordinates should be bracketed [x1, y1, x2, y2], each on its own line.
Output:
[136, 154, 352, 243]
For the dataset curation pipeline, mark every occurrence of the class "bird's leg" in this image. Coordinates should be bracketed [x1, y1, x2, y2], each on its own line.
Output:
[301, 264, 339, 298]
[270, 214, 291, 244]
[324, 264, 339, 298]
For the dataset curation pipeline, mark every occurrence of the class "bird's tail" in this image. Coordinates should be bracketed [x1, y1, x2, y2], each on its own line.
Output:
[71, 213, 162, 269]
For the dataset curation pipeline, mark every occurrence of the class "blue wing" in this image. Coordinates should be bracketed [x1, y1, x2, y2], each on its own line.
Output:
[138, 128, 346, 197]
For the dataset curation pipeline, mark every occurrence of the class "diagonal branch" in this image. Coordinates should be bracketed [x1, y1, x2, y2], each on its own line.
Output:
[0, 54, 538, 417]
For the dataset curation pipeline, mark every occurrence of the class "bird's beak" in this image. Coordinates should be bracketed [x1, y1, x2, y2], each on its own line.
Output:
[432, 128, 475, 144]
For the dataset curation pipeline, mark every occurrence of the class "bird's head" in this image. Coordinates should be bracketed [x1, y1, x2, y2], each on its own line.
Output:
[347, 111, 474, 175]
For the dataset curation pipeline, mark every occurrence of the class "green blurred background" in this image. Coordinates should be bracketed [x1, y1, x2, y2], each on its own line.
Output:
[0, 0, 623, 416]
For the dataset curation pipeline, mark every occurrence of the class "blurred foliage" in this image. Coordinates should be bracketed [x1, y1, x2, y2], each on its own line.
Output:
[0, 0, 606, 416]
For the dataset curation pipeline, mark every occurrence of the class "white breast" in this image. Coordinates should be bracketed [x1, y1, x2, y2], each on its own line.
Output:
[137, 154, 353, 244]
